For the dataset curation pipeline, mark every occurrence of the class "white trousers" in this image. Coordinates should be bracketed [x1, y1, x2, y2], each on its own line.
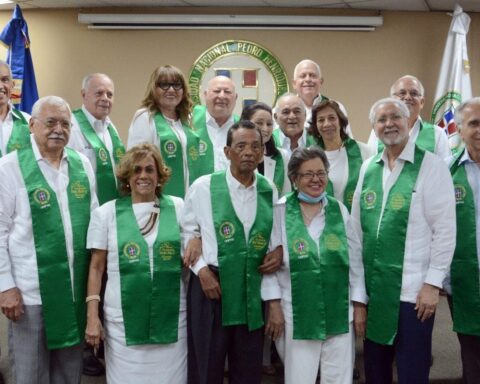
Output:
[276, 321, 354, 384]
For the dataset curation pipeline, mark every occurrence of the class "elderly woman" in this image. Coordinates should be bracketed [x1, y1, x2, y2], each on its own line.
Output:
[127, 65, 205, 198]
[84, 144, 187, 384]
[262, 147, 367, 384]
[308, 100, 372, 211]
[241, 102, 291, 196]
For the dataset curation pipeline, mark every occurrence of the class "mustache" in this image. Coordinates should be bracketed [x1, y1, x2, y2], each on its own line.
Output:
[47, 133, 65, 140]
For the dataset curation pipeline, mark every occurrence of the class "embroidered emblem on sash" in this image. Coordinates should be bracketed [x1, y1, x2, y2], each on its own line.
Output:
[325, 234, 341, 251]
[159, 242, 176, 261]
[33, 188, 51, 207]
[70, 181, 88, 199]
[163, 140, 177, 157]
[251, 232, 267, 251]
[363, 190, 376, 209]
[124, 242, 141, 262]
[98, 147, 108, 163]
[293, 238, 309, 258]
[219, 222, 235, 241]
[389, 192, 405, 210]
[454, 184, 467, 204]
[188, 145, 199, 161]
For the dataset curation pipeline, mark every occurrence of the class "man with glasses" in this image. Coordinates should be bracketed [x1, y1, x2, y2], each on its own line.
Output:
[0, 96, 98, 384]
[351, 98, 455, 384]
[192, 75, 239, 172]
[368, 75, 451, 158]
[183, 121, 277, 384]
[69, 73, 125, 206]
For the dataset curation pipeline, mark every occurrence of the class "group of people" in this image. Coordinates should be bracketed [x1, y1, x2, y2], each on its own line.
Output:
[0, 55, 477, 384]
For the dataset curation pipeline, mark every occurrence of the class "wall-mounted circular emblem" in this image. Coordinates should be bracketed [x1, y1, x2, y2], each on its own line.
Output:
[189, 40, 289, 116]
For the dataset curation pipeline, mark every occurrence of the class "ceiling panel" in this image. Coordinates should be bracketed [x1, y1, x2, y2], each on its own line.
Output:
[0, 0, 478, 12]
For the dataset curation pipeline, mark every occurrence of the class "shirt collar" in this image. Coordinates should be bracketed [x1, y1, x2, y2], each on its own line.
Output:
[378, 135, 416, 165]
[459, 147, 475, 165]
[81, 105, 110, 132]
[206, 110, 234, 130]
[226, 166, 257, 191]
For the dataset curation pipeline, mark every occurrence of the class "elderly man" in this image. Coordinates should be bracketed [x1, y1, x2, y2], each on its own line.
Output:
[68, 73, 125, 205]
[183, 120, 278, 384]
[351, 98, 456, 384]
[0, 96, 98, 384]
[445, 97, 480, 384]
[368, 75, 451, 158]
[272, 93, 309, 156]
[192, 75, 239, 172]
[0, 60, 30, 157]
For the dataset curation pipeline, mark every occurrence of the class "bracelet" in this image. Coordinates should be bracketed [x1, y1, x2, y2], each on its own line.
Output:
[85, 295, 101, 303]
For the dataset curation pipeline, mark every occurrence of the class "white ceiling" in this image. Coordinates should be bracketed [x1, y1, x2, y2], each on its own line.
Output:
[1, 0, 480, 12]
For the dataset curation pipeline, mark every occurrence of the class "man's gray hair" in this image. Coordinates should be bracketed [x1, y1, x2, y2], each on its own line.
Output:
[274, 92, 306, 114]
[390, 75, 425, 97]
[293, 59, 321, 80]
[369, 97, 410, 125]
[454, 97, 480, 129]
[287, 146, 330, 185]
[31, 96, 71, 119]
[81, 73, 113, 90]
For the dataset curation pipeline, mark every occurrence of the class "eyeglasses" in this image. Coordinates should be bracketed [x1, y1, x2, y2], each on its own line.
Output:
[297, 171, 328, 181]
[33, 117, 71, 130]
[156, 82, 183, 90]
[393, 90, 422, 99]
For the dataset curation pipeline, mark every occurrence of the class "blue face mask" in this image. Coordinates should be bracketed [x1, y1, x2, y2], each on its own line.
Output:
[297, 190, 327, 204]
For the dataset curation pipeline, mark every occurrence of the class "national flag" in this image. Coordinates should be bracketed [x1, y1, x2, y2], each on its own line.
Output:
[431, 4, 472, 154]
[0, 4, 39, 114]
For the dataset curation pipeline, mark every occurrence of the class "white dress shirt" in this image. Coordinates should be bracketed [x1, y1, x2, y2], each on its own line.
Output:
[351, 137, 456, 303]
[87, 197, 186, 323]
[127, 108, 190, 196]
[0, 136, 98, 304]
[0, 105, 30, 156]
[263, 148, 291, 197]
[444, 149, 480, 294]
[367, 117, 451, 160]
[181, 167, 278, 275]
[325, 140, 373, 203]
[276, 129, 309, 158]
[261, 196, 367, 322]
[205, 111, 235, 171]
[68, 105, 119, 174]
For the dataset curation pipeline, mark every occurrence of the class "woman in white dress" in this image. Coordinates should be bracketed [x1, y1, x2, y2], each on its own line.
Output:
[84, 144, 187, 384]
[263, 147, 367, 384]
[127, 65, 205, 198]
[307, 100, 373, 212]
[240, 102, 291, 196]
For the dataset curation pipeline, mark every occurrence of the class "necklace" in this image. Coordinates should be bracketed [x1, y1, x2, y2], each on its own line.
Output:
[299, 202, 321, 226]
[139, 201, 160, 236]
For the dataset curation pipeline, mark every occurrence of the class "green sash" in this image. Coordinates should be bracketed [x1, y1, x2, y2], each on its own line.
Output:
[286, 193, 349, 340]
[153, 112, 204, 198]
[210, 171, 273, 330]
[316, 137, 362, 212]
[377, 121, 436, 154]
[360, 146, 425, 345]
[270, 151, 286, 196]
[0, 108, 30, 157]
[449, 150, 480, 336]
[72, 109, 125, 205]
[116, 195, 182, 345]
[192, 105, 239, 173]
[18, 147, 91, 349]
